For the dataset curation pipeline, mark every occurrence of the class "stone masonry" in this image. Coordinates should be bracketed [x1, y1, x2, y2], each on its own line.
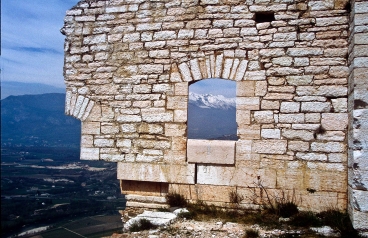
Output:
[62, 0, 367, 231]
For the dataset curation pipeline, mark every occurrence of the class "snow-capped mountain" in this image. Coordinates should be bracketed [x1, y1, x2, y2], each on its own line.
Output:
[188, 92, 236, 110]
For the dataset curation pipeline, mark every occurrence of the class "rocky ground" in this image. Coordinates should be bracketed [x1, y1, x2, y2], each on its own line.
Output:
[105, 208, 341, 238]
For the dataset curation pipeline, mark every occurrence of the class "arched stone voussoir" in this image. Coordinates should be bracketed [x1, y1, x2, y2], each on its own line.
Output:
[65, 90, 95, 121]
[173, 51, 249, 83]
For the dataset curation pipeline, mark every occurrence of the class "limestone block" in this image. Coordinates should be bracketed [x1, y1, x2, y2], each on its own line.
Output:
[329, 66, 349, 78]
[272, 57, 293, 66]
[278, 113, 305, 123]
[296, 86, 347, 97]
[80, 147, 99, 160]
[280, 102, 300, 113]
[234, 60, 248, 81]
[311, 142, 346, 153]
[261, 100, 280, 110]
[291, 124, 320, 130]
[138, 64, 163, 74]
[286, 75, 313, 86]
[331, 98, 347, 112]
[94, 138, 114, 147]
[135, 139, 171, 150]
[138, 123, 163, 134]
[83, 34, 106, 45]
[301, 102, 331, 112]
[296, 152, 327, 162]
[316, 16, 348, 27]
[236, 97, 260, 110]
[275, 165, 306, 189]
[178, 62, 193, 82]
[305, 113, 321, 123]
[238, 124, 260, 139]
[186, 19, 211, 29]
[197, 163, 276, 188]
[82, 121, 100, 135]
[235, 140, 253, 157]
[316, 131, 345, 141]
[261, 129, 280, 139]
[282, 129, 314, 141]
[328, 153, 347, 163]
[81, 135, 94, 147]
[174, 82, 188, 96]
[322, 113, 348, 130]
[288, 141, 309, 152]
[117, 162, 195, 184]
[190, 58, 202, 81]
[305, 162, 347, 192]
[136, 23, 162, 31]
[255, 81, 267, 96]
[167, 96, 187, 109]
[187, 139, 235, 164]
[294, 57, 310, 67]
[236, 109, 251, 125]
[287, 48, 323, 57]
[171, 136, 186, 151]
[141, 108, 173, 123]
[254, 111, 274, 123]
[163, 150, 186, 163]
[273, 32, 297, 41]
[117, 115, 142, 123]
[101, 124, 120, 134]
[164, 123, 186, 137]
[117, 139, 131, 148]
[237, 81, 255, 97]
[244, 70, 266, 81]
[253, 140, 287, 155]
[174, 109, 187, 122]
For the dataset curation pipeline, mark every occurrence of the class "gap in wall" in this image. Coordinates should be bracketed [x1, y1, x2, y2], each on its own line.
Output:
[188, 78, 237, 140]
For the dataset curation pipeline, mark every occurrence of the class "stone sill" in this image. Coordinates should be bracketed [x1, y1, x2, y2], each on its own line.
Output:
[187, 139, 236, 165]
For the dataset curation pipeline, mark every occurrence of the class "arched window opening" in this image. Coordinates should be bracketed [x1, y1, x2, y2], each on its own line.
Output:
[188, 78, 237, 140]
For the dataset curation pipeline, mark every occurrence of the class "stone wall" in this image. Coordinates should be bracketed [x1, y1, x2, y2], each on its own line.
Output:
[347, 0, 368, 231]
[62, 0, 367, 231]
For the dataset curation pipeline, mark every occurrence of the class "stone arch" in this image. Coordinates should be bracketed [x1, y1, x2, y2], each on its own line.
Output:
[170, 50, 249, 83]
[65, 91, 95, 121]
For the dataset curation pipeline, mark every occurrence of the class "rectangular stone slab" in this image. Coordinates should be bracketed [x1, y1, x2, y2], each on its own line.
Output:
[117, 162, 195, 184]
[187, 139, 235, 164]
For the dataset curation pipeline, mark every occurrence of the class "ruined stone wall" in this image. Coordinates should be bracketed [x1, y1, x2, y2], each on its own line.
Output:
[62, 0, 366, 230]
[347, 0, 368, 231]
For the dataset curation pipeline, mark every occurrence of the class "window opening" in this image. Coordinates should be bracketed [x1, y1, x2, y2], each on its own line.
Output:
[188, 78, 237, 140]
[255, 12, 275, 23]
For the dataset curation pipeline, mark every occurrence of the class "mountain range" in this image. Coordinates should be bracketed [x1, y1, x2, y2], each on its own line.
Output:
[188, 92, 237, 140]
[1, 81, 65, 99]
[1, 93, 81, 148]
[1, 91, 237, 149]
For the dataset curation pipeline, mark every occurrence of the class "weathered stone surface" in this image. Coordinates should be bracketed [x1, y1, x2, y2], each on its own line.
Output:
[62, 0, 367, 231]
[187, 139, 235, 165]
[253, 140, 287, 155]
[117, 162, 195, 184]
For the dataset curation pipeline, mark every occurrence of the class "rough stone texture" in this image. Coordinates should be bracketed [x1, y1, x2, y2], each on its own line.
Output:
[348, 0, 368, 231]
[187, 139, 235, 165]
[62, 0, 367, 231]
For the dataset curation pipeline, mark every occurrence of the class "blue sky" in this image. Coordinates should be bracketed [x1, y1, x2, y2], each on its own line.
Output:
[190, 78, 236, 98]
[1, 0, 79, 88]
[0, 1, 235, 98]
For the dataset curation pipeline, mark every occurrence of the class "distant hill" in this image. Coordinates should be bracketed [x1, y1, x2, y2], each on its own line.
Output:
[1, 81, 65, 99]
[1, 93, 81, 148]
[188, 92, 237, 140]
[1, 91, 237, 150]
